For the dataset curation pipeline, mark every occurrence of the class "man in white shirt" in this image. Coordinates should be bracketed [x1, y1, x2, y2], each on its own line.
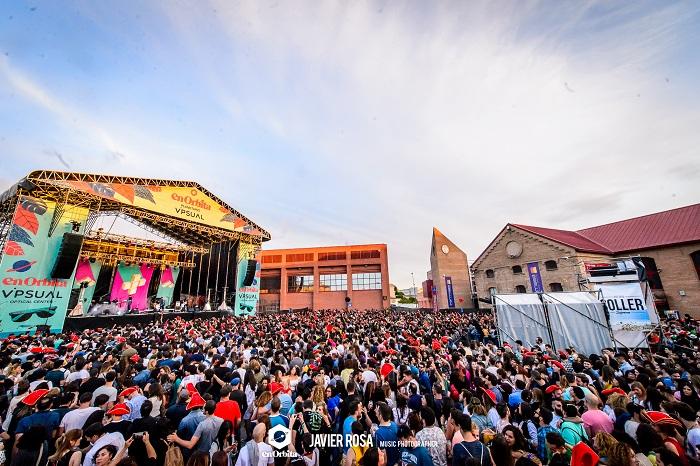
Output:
[82, 422, 125, 466]
[60, 392, 100, 434]
[234, 422, 273, 466]
[66, 360, 90, 384]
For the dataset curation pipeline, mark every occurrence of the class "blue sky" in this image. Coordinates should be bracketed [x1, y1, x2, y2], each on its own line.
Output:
[1, 1, 699, 288]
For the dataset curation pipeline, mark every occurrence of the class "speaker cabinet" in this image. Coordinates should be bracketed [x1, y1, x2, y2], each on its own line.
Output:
[241, 259, 258, 286]
[50, 233, 84, 279]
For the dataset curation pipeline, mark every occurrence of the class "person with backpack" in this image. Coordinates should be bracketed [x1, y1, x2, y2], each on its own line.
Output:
[559, 404, 589, 447]
[452, 414, 493, 466]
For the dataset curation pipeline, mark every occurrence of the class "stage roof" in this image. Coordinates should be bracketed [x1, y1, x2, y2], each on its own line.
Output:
[0, 170, 271, 245]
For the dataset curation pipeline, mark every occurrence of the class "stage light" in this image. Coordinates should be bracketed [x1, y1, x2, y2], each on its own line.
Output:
[89, 257, 96, 263]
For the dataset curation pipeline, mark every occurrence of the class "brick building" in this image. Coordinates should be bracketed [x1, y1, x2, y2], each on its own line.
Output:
[259, 244, 390, 311]
[471, 204, 700, 316]
[429, 228, 473, 309]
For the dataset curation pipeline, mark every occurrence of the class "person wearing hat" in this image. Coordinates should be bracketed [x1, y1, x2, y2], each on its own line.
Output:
[120, 386, 146, 422]
[176, 391, 207, 445]
[167, 399, 223, 453]
[104, 403, 132, 437]
[15, 389, 60, 443]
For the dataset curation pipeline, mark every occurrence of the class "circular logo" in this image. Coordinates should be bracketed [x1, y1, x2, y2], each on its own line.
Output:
[7, 260, 36, 273]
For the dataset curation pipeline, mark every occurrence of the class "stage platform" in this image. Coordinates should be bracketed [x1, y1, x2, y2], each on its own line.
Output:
[63, 310, 228, 332]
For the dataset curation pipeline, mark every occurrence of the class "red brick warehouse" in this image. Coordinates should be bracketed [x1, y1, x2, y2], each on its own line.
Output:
[258, 244, 390, 311]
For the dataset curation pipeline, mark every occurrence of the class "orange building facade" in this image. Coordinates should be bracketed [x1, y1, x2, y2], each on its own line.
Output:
[259, 244, 390, 311]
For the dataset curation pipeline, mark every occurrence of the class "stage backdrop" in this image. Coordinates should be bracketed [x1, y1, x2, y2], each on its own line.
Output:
[156, 266, 180, 307]
[0, 195, 88, 335]
[110, 262, 155, 311]
[72, 258, 102, 311]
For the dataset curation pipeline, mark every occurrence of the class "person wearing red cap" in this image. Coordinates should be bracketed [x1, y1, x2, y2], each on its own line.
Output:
[120, 386, 147, 422]
[104, 403, 132, 437]
[15, 389, 58, 444]
[167, 400, 223, 454]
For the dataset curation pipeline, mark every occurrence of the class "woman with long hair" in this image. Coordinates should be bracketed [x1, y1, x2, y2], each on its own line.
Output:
[490, 434, 515, 466]
[593, 432, 618, 464]
[502, 425, 542, 465]
[48, 428, 83, 466]
[607, 443, 636, 466]
[678, 380, 700, 412]
[468, 397, 493, 431]
[251, 391, 272, 424]
[392, 394, 409, 426]
[146, 382, 166, 417]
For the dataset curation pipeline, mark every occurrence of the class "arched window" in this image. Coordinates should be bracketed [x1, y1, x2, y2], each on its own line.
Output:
[512, 265, 523, 275]
[549, 282, 563, 292]
[544, 260, 558, 271]
[692, 251, 700, 280]
[515, 285, 527, 293]
[485, 269, 495, 278]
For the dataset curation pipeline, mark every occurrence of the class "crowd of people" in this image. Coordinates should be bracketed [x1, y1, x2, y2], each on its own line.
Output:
[0, 307, 698, 466]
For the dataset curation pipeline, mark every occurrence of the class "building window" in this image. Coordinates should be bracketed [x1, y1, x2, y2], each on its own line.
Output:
[285, 253, 314, 263]
[318, 251, 347, 261]
[640, 257, 664, 290]
[512, 265, 523, 275]
[352, 272, 382, 290]
[692, 251, 700, 280]
[319, 274, 347, 291]
[288, 275, 314, 292]
[549, 282, 563, 292]
[351, 250, 381, 259]
[544, 260, 558, 271]
[485, 269, 495, 278]
[488, 287, 497, 296]
[260, 276, 281, 294]
[515, 285, 527, 293]
[262, 255, 282, 264]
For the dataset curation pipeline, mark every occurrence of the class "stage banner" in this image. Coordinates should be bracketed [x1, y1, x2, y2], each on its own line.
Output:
[445, 276, 455, 308]
[0, 196, 88, 335]
[72, 258, 102, 311]
[234, 243, 260, 316]
[597, 281, 658, 348]
[156, 266, 180, 307]
[50, 180, 264, 237]
[527, 262, 544, 293]
[110, 263, 155, 311]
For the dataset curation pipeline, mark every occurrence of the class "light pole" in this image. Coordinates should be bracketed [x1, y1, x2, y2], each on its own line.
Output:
[411, 272, 416, 309]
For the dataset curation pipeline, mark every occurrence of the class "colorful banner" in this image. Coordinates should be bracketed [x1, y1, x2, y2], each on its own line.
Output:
[527, 262, 544, 293]
[156, 266, 180, 307]
[234, 244, 261, 316]
[110, 262, 155, 311]
[47, 180, 264, 237]
[0, 196, 88, 335]
[72, 258, 102, 312]
[445, 276, 455, 308]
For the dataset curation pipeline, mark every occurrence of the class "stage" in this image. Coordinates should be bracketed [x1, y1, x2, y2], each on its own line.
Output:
[63, 310, 228, 332]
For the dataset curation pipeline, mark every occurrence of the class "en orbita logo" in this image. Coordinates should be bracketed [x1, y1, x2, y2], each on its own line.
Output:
[267, 425, 292, 451]
[6, 260, 37, 273]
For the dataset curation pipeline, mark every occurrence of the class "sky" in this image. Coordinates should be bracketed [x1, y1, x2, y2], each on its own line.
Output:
[1, 1, 699, 289]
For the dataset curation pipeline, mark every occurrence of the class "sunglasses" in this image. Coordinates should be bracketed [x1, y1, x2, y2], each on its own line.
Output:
[9, 307, 57, 322]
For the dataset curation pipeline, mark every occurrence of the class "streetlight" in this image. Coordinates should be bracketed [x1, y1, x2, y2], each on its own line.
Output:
[411, 272, 416, 309]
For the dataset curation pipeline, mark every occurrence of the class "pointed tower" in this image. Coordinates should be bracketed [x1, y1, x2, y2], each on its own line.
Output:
[430, 227, 472, 309]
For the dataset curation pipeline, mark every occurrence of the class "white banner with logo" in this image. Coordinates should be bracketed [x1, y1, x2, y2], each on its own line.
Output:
[596, 281, 658, 349]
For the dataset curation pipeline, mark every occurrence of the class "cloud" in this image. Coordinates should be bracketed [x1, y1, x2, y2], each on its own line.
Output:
[1, 2, 699, 289]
